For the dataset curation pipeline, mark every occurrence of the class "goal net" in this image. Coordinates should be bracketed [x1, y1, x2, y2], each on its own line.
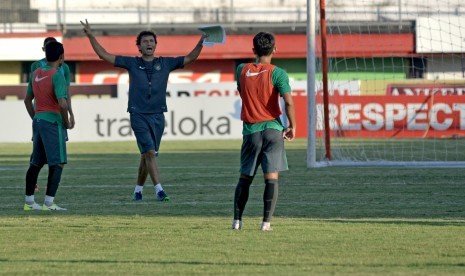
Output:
[311, 0, 465, 167]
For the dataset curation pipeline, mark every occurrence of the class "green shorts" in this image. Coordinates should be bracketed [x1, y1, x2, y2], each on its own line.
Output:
[240, 128, 288, 176]
[30, 118, 67, 167]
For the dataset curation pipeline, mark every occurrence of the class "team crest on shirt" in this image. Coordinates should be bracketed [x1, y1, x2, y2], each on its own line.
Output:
[155, 63, 161, 71]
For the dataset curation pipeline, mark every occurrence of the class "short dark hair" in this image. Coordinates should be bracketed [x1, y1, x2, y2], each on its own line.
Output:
[136, 31, 157, 45]
[43, 37, 57, 47]
[45, 41, 64, 62]
[253, 32, 275, 57]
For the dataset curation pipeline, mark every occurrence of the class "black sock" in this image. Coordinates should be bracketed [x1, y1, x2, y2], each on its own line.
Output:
[233, 178, 253, 220]
[46, 165, 63, 197]
[263, 179, 278, 222]
[25, 164, 42, 196]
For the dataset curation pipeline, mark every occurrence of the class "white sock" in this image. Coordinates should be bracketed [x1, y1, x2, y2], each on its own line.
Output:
[154, 183, 163, 193]
[25, 195, 35, 204]
[44, 195, 54, 206]
[134, 185, 143, 193]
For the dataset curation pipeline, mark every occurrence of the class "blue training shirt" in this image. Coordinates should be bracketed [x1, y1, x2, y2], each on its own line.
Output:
[115, 56, 184, 113]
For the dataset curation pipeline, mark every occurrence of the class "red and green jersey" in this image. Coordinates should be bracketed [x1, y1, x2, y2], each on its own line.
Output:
[236, 62, 292, 135]
[27, 65, 67, 124]
[30, 58, 71, 87]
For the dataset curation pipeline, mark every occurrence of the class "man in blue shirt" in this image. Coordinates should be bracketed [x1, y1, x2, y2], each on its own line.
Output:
[81, 19, 207, 201]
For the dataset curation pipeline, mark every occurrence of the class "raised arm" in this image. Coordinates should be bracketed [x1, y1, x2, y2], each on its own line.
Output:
[183, 33, 208, 66]
[80, 19, 116, 65]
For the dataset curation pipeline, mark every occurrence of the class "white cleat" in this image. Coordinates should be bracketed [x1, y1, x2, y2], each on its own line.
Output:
[232, 220, 242, 230]
[24, 202, 42, 211]
[261, 222, 272, 231]
[42, 204, 67, 211]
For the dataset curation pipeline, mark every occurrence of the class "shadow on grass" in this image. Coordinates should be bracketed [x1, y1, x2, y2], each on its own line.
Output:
[316, 219, 465, 227]
[1, 150, 465, 220]
[0, 258, 285, 266]
[0, 258, 464, 268]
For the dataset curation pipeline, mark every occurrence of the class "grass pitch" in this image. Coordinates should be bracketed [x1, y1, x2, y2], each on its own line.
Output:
[1, 139, 465, 275]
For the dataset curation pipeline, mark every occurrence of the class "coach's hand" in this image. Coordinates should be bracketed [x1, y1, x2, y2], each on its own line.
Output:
[80, 19, 92, 36]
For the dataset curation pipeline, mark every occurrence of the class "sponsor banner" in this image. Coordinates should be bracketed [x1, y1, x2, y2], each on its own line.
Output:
[0, 83, 245, 143]
[166, 82, 240, 98]
[387, 83, 465, 96]
[0, 81, 358, 142]
[310, 95, 465, 138]
[0, 85, 118, 100]
[0, 96, 243, 143]
[72, 96, 243, 142]
[7, 82, 465, 141]
[78, 60, 235, 84]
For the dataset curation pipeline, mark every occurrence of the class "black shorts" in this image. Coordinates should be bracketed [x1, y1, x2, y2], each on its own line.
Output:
[240, 128, 288, 176]
[130, 112, 165, 154]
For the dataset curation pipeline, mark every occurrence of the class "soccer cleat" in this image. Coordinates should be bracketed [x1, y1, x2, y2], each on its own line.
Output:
[157, 190, 170, 201]
[232, 220, 242, 230]
[42, 204, 67, 211]
[261, 222, 272, 232]
[133, 191, 143, 201]
[24, 202, 42, 211]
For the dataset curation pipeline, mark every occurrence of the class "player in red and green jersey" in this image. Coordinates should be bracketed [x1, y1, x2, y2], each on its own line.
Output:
[30, 37, 73, 121]
[31, 38, 71, 85]
[30, 37, 74, 192]
[23, 41, 73, 211]
[232, 32, 296, 231]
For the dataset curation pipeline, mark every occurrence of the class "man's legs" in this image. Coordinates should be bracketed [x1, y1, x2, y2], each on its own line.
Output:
[24, 163, 43, 210]
[260, 129, 286, 231]
[25, 119, 46, 211]
[134, 149, 169, 201]
[233, 174, 254, 229]
[144, 150, 169, 201]
[262, 172, 279, 231]
[42, 164, 67, 210]
[143, 150, 161, 184]
[131, 113, 168, 201]
[233, 132, 261, 230]
[133, 155, 148, 200]
[137, 155, 149, 185]
[25, 164, 42, 197]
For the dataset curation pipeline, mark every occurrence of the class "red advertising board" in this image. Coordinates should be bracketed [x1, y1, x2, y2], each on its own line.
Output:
[386, 83, 465, 96]
[78, 60, 235, 84]
[293, 94, 465, 139]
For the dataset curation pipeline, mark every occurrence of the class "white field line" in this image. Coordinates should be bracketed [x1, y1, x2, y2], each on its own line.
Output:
[0, 183, 238, 190]
[0, 201, 314, 209]
[0, 165, 236, 172]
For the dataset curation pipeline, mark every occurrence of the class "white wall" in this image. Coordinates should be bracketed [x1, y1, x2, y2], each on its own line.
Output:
[0, 82, 244, 142]
[31, 0, 306, 9]
[25, 0, 465, 27]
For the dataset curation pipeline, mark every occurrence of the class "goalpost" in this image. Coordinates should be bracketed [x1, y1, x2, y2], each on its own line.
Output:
[307, 0, 465, 167]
